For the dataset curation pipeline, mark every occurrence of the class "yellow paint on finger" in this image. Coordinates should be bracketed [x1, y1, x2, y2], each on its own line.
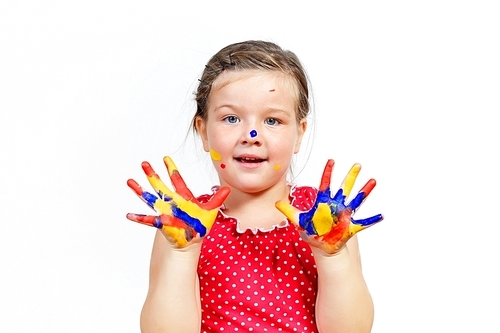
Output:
[163, 156, 178, 176]
[275, 201, 299, 224]
[341, 164, 361, 198]
[349, 223, 365, 235]
[147, 175, 175, 200]
[210, 149, 222, 161]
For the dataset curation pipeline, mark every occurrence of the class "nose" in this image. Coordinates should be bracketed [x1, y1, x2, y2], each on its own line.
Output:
[241, 128, 262, 146]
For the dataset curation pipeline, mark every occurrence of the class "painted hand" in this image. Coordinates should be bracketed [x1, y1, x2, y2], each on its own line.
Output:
[126, 156, 230, 247]
[276, 160, 383, 254]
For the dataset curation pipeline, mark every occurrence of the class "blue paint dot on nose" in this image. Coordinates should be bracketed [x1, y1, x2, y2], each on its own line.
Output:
[250, 130, 257, 138]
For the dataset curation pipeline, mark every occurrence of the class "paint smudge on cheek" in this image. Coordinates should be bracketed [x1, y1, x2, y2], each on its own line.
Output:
[210, 149, 222, 161]
[210, 149, 226, 169]
[250, 130, 257, 138]
[273, 164, 281, 171]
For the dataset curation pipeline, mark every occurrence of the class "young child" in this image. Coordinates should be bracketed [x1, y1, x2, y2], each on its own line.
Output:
[126, 40, 383, 333]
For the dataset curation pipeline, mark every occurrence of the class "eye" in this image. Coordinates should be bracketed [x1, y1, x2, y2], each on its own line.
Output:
[265, 118, 280, 126]
[223, 115, 239, 124]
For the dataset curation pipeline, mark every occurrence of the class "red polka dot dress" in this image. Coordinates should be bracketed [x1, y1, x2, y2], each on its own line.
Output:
[198, 185, 319, 332]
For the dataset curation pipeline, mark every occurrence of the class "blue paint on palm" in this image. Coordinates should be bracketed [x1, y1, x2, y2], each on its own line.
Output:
[172, 206, 207, 236]
[299, 188, 331, 235]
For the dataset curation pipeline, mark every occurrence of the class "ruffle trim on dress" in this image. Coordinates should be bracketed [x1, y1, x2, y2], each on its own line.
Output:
[210, 183, 303, 235]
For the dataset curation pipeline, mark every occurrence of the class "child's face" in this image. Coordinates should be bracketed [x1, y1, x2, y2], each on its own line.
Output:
[196, 70, 307, 194]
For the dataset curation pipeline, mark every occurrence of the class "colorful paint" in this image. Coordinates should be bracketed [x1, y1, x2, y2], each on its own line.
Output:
[273, 164, 281, 171]
[210, 149, 222, 161]
[275, 159, 383, 254]
[250, 130, 257, 138]
[126, 156, 230, 247]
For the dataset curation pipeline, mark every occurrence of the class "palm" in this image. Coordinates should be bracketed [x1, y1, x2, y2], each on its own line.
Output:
[126, 156, 230, 247]
[276, 159, 383, 254]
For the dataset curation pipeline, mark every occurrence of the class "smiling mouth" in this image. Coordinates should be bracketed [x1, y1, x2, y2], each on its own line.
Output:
[235, 157, 266, 163]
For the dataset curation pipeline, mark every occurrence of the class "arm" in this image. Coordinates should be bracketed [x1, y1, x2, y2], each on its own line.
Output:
[276, 159, 383, 333]
[126, 156, 230, 332]
[313, 235, 374, 333]
[140, 231, 201, 333]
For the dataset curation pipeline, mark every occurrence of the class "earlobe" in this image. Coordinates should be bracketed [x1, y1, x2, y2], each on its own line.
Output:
[294, 119, 307, 154]
[195, 117, 210, 152]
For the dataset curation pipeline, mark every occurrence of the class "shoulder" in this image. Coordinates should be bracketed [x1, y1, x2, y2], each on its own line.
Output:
[196, 186, 223, 205]
[290, 185, 317, 211]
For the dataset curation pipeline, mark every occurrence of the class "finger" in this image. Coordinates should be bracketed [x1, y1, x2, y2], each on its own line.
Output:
[350, 213, 384, 233]
[127, 179, 160, 209]
[141, 162, 176, 201]
[126, 213, 163, 228]
[163, 156, 195, 200]
[348, 178, 376, 211]
[339, 163, 361, 199]
[275, 201, 318, 234]
[275, 201, 300, 225]
[318, 159, 334, 192]
[201, 186, 231, 210]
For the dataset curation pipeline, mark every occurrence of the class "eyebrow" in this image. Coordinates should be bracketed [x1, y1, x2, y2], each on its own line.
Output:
[266, 108, 292, 117]
[212, 104, 294, 118]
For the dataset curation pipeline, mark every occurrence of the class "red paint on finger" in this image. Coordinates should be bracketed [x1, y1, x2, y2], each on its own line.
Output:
[127, 179, 143, 195]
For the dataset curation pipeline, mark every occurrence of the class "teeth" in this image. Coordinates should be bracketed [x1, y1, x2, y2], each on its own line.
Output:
[238, 157, 262, 162]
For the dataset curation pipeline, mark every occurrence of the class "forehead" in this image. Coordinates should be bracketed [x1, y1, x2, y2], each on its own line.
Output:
[210, 69, 299, 103]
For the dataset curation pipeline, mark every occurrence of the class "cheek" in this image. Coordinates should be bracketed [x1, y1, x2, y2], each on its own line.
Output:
[209, 149, 222, 161]
[209, 148, 227, 170]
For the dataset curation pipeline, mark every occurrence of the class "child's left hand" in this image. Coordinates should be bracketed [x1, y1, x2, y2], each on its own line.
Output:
[276, 159, 383, 254]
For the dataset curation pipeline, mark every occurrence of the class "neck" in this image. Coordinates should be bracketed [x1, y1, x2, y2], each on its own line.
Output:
[221, 181, 291, 230]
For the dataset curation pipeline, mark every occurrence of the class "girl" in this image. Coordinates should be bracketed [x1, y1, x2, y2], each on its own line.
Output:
[126, 40, 383, 333]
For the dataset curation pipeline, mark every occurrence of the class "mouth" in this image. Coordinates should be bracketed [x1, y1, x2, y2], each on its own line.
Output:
[235, 156, 266, 163]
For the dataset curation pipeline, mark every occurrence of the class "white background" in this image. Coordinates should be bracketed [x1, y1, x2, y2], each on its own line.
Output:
[1, 1, 499, 332]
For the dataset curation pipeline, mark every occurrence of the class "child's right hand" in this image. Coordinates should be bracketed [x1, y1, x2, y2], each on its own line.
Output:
[126, 156, 230, 248]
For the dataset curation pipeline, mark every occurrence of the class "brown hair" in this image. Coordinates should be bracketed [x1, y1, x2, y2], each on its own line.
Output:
[192, 40, 310, 132]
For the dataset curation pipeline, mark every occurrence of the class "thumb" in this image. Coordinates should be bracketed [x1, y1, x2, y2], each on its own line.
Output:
[275, 201, 301, 225]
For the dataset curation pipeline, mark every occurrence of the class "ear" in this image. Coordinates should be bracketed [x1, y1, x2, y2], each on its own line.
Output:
[195, 117, 210, 152]
[294, 118, 307, 154]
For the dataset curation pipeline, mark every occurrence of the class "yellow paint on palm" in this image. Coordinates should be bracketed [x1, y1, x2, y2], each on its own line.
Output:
[176, 199, 219, 229]
[341, 163, 361, 198]
[153, 200, 174, 215]
[210, 149, 222, 161]
[312, 203, 334, 236]
[146, 170, 218, 230]
[163, 226, 189, 247]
